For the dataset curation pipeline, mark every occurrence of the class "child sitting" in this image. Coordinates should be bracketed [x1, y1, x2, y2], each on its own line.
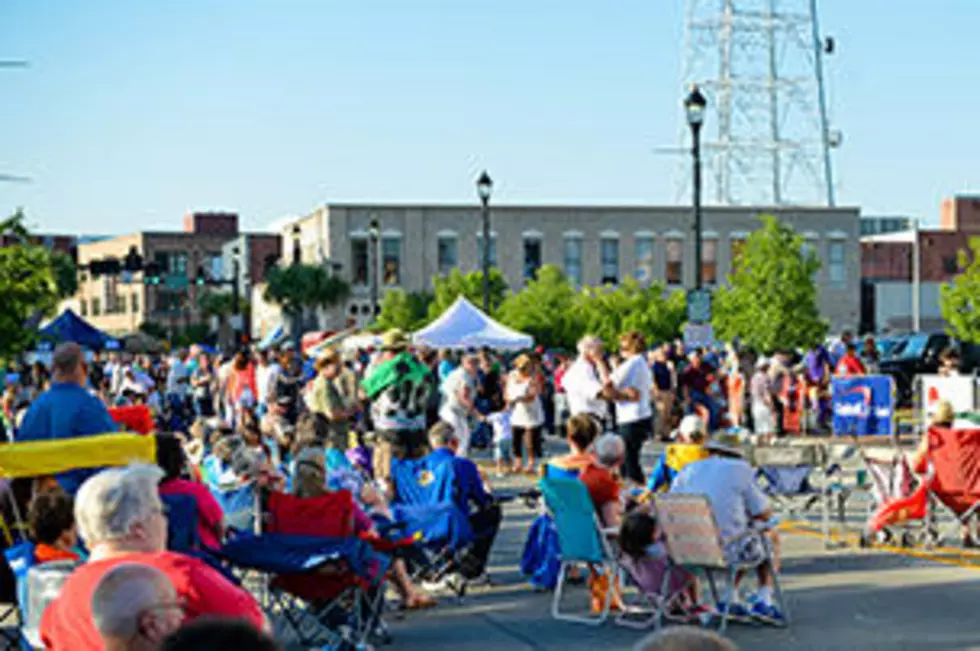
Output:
[619, 509, 703, 623]
[646, 415, 709, 493]
[486, 408, 513, 477]
[28, 491, 85, 564]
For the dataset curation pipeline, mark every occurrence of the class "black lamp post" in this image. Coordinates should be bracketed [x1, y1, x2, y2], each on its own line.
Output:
[291, 225, 301, 265]
[231, 245, 241, 335]
[685, 84, 707, 290]
[368, 218, 380, 317]
[476, 171, 493, 313]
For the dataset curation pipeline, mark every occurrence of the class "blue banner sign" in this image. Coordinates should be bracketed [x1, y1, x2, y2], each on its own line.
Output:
[831, 375, 895, 436]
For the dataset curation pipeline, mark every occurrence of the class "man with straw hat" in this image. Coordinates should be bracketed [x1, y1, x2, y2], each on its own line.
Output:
[361, 329, 432, 484]
[670, 431, 785, 625]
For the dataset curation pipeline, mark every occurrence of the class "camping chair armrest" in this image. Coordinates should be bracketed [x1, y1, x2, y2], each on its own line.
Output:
[722, 525, 769, 548]
[601, 526, 619, 539]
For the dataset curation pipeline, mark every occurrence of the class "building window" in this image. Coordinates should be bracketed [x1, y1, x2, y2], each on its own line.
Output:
[943, 256, 959, 274]
[635, 236, 655, 282]
[666, 238, 684, 285]
[382, 237, 401, 285]
[131, 293, 139, 314]
[91, 298, 101, 316]
[730, 237, 746, 273]
[351, 239, 368, 286]
[600, 237, 619, 285]
[564, 236, 583, 285]
[523, 238, 542, 281]
[80, 299, 88, 317]
[437, 235, 458, 275]
[703, 239, 718, 285]
[476, 233, 497, 267]
[828, 241, 846, 286]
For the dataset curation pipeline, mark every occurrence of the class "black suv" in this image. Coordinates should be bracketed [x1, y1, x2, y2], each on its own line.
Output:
[878, 332, 980, 406]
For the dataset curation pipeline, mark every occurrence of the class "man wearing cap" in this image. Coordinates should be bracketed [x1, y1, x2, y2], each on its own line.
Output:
[308, 348, 354, 450]
[670, 433, 784, 624]
[361, 329, 432, 483]
[646, 414, 709, 493]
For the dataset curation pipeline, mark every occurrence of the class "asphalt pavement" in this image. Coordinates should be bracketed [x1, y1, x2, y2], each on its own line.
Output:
[386, 437, 980, 651]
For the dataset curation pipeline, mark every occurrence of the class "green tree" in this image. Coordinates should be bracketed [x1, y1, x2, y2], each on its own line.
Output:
[198, 291, 251, 320]
[0, 210, 60, 359]
[51, 251, 78, 299]
[376, 289, 433, 332]
[712, 214, 827, 351]
[427, 268, 508, 320]
[264, 264, 351, 331]
[577, 279, 687, 348]
[496, 265, 584, 350]
[940, 237, 980, 343]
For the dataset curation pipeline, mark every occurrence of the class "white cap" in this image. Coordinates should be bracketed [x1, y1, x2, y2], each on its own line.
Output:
[678, 414, 704, 438]
[756, 356, 770, 369]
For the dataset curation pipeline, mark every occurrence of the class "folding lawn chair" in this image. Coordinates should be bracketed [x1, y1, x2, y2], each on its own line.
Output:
[390, 455, 484, 600]
[218, 489, 391, 649]
[751, 444, 848, 547]
[654, 493, 790, 634]
[0, 433, 156, 650]
[539, 475, 619, 626]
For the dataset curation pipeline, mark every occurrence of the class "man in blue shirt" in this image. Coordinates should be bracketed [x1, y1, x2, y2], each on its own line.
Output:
[18, 343, 118, 493]
[424, 423, 499, 580]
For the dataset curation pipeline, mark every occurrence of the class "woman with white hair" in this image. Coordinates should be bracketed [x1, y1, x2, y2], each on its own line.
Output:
[563, 335, 611, 422]
[41, 464, 266, 651]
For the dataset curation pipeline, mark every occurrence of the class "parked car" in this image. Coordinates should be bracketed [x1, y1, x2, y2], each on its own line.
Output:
[877, 333, 980, 406]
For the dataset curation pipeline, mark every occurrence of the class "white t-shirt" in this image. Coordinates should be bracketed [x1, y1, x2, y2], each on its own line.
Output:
[440, 367, 475, 417]
[611, 354, 653, 424]
[563, 357, 607, 418]
[506, 373, 544, 428]
[487, 410, 513, 444]
[256, 362, 280, 405]
[166, 359, 189, 397]
[670, 456, 769, 541]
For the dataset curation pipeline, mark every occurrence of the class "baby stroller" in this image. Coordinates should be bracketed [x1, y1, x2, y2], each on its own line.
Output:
[861, 425, 980, 548]
[859, 447, 935, 547]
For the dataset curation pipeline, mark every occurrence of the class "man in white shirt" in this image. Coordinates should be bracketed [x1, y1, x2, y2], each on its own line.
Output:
[439, 354, 480, 458]
[563, 335, 611, 422]
[255, 351, 280, 416]
[605, 331, 654, 485]
[165, 351, 189, 400]
[670, 432, 784, 624]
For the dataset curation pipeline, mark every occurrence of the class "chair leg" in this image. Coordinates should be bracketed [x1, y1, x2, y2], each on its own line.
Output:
[772, 569, 791, 626]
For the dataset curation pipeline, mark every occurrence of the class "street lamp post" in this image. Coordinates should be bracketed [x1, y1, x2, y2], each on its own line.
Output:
[290, 224, 302, 346]
[291, 225, 301, 265]
[231, 245, 241, 338]
[476, 171, 493, 313]
[685, 84, 707, 291]
[368, 218, 380, 318]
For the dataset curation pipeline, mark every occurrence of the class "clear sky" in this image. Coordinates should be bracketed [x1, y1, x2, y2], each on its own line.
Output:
[0, 1, 976, 234]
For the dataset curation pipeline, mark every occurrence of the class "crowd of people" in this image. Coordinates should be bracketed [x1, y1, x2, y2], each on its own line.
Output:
[0, 324, 964, 650]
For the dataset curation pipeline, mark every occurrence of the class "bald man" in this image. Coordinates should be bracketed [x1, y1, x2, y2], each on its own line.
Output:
[91, 563, 184, 651]
[17, 342, 118, 492]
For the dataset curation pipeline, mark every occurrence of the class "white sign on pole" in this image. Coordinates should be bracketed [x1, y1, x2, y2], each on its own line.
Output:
[229, 314, 244, 331]
[920, 374, 975, 418]
[683, 323, 714, 349]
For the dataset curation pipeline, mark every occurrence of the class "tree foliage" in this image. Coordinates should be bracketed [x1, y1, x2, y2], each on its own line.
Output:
[264, 264, 351, 316]
[376, 289, 433, 332]
[427, 268, 508, 320]
[712, 214, 827, 352]
[940, 237, 980, 343]
[577, 279, 687, 348]
[198, 291, 250, 320]
[51, 251, 78, 299]
[0, 210, 60, 360]
[496, 265, 585, 350]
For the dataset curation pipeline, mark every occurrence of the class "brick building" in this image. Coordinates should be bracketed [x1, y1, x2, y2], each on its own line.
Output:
[860, 196, 980, 332]
[75, 212, 252, 336]
[0, 233, 79, 258]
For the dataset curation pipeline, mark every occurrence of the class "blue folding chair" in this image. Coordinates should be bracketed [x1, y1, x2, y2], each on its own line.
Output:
[4, 543, 78, 649]
[519, 463, 580, 590]
[160, 493, 201, 553]
[751, 444, 848, 548]
[539, 475, 619, 626]
[209, 482, 257, 535]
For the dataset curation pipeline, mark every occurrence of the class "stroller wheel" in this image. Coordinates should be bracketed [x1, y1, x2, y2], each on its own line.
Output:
[900, 532, 916, 548]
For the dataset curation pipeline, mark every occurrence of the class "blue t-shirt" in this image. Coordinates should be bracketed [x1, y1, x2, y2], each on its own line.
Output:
[17, 382, 119, 493]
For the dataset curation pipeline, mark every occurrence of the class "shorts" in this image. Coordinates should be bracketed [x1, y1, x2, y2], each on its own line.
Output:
[494, 438, 513, 464]
[723, 534, 769, 567]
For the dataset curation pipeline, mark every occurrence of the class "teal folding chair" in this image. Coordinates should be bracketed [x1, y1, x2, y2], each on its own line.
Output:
[539, 476, 619, 626]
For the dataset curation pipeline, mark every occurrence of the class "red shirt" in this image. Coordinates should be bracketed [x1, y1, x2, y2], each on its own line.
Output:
[579, 463, 620, 514]
[41, 551, 265, 651]
[835, 353, 866, 377]
[158, 478, 225, 549]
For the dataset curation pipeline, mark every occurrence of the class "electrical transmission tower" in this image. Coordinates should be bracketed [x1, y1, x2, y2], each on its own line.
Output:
[681, 0, 839, 206]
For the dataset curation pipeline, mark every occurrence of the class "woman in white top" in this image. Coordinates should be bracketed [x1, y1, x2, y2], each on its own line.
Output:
[505, 354, 545, 474]
[606, 331, 654, 486]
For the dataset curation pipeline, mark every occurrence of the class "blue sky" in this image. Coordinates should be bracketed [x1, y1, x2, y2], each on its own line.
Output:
[0, 1, 976, 234]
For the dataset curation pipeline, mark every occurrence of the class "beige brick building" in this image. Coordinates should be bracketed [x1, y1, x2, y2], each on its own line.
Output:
[76, 213, 240, 335]
[283, 203, 862, 333]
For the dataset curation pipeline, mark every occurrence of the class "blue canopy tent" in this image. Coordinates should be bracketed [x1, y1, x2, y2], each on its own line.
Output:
[37, 309, 119, 351]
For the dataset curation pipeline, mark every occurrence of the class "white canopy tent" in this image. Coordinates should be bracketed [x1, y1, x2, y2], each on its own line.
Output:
[412, 296, 534, 351]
